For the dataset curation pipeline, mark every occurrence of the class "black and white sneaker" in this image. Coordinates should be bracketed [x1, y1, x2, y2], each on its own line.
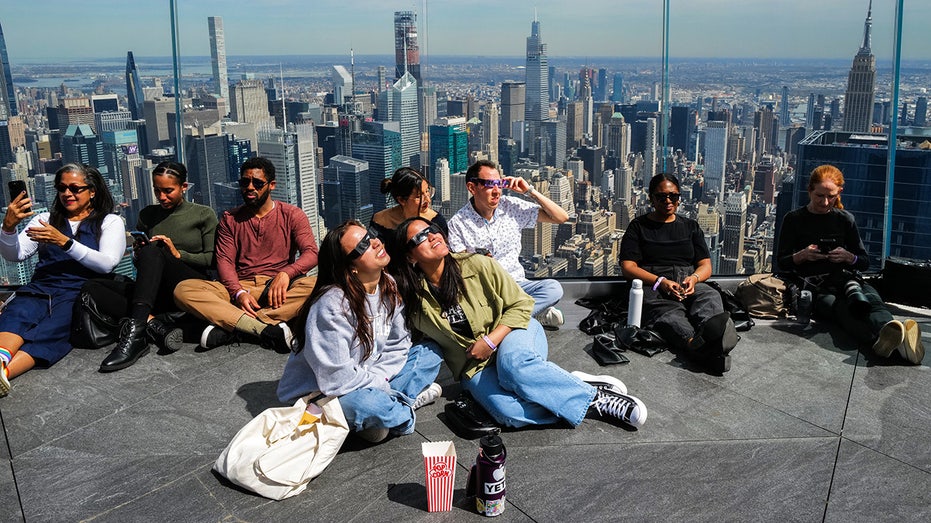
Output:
[260, 322, 297, 353]
[589, 388, 647, 429]
[199, 324, 236, 350]
[571, 370, 628, 395]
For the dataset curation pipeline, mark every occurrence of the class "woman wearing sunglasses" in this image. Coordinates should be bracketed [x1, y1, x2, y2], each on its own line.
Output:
[370, 167, 447, 252]
[0, 164, 124, 395]
[278, 220, 443, 443]
[619, 173, 737, 375]
[392, 217, 647, 430]
[85, 161, 219, 372]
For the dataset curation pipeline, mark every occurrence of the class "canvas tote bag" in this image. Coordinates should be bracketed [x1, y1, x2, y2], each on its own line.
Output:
[214, 394, 350, 500]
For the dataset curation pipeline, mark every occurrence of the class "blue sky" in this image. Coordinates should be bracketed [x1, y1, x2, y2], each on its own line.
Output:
[2, 0, 928, 61]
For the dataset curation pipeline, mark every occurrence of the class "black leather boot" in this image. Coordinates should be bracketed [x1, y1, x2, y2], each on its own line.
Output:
[99, 318, 149, 372]
[146, 318, 184, 352]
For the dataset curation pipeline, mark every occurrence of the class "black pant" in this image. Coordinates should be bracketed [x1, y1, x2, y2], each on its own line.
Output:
[85, 242, 206, 320]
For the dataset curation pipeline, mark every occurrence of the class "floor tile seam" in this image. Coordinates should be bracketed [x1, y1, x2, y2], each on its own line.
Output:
[837, 435, 931, 476]
[10, 348, 272, 456]
[471, 435, 846, 451]
[707, 385, 848, 437]
[63, 458, 216, 523]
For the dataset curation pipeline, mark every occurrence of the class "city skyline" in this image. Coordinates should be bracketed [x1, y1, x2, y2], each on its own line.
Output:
[2, 1, 930, 61]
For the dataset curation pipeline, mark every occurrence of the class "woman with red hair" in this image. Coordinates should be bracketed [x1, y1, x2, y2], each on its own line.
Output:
[776, 164, 923, 364]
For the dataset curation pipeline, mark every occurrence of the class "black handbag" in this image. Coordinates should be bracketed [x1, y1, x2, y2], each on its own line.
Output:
[70, 289, 120, 349]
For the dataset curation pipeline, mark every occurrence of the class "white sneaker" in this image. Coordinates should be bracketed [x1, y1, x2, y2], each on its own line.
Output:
[412, 382, 443, 410]
[537, 306, 565, 328]
[897, 319, 924, 365]
[0, 362, 10, 398]
[571, 371, 628, 395]
[873, 320, 905, 357]
[589, 388, 647, 429]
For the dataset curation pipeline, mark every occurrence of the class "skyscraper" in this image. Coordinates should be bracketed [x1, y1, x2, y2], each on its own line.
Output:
[0, 21, 17, 119]
[230, 78, 270, 124]
[394, 11, 421, 85]
[524, 18, 548, 126]
[258, 124, 320, 234]
[780, 86, 790, 126]
[352, 120, 402, 213]
[481, 102, 499, 164]
[322, 155, 372, 229]
[429, 117, 468, 177]
[124, 52, 144, 120]
[843, 1, 876, 133]
[703, 121, 728, 200]
[378, 72, 419, 168]
[500, 81, 525, 140]
[208, 17, 229, 103]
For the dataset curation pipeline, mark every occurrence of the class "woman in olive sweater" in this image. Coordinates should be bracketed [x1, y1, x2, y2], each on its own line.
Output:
[90, 161, 219, 372]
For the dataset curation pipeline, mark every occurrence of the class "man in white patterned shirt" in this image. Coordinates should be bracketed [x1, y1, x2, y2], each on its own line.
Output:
[447, 160, 569, 327]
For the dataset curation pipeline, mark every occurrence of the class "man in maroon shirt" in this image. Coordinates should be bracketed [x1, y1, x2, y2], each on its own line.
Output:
[174, 157, 318, 352]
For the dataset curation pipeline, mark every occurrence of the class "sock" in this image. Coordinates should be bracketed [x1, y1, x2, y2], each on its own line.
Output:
[130, 303, 151, 324]
[235, 315, 268, 337]
[0, 347, 10, 375]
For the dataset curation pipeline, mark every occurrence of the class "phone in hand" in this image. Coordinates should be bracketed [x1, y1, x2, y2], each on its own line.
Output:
[818, 238, 839, 254]
[8, 180, 27, 206]
[130, 231, 150, 245]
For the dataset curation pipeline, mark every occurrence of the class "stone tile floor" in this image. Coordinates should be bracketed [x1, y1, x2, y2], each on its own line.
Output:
[1, 293, 929, 522]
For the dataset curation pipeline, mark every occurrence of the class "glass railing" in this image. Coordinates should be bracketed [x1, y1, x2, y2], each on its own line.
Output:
[0, 1, 927, 286]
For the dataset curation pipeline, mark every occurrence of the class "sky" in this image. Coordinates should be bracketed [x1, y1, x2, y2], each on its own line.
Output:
[2, 0, 930, 62]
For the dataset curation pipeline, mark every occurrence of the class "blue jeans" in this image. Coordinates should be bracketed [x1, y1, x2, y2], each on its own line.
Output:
[462, 319, 596, 428]
[519, 278, 564, 316]
[338, 340, 443, 435]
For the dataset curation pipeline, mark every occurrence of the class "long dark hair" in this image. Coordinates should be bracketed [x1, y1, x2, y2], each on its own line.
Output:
[49, 163, 114, 238]
[390, 217, 467, 329]
[295, 220, 399, 361]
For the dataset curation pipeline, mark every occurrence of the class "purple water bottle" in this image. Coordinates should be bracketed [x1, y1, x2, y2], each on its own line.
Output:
[468, 434, 506, 516]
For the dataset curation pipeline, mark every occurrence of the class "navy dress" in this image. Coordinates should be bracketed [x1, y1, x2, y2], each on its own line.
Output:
[0, 220, 105, 365]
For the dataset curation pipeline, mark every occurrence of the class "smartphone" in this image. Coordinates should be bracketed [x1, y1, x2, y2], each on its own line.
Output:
[8, 180, 27, 203]
[474, 248, 491, 256]
[818, 238, 839, 254]
[130, 231, 150, 244]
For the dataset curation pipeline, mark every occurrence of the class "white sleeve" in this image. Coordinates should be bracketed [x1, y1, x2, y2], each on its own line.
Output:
[0, 213, 45, 262]
[67, 214, 128, 273]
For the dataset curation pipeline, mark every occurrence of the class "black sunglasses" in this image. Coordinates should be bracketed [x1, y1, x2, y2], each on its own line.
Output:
[653, 192, 681, 203]
[347, 228, 379, 260]
[56, 184, 92, 194]
[407, 223, 442, 250]
[238, 177, 268, 190]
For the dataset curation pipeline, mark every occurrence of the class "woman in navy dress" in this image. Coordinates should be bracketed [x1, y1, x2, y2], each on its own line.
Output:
[0, 164, 124, 396]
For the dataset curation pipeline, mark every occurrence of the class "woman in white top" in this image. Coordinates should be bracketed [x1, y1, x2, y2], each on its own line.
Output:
[0, 164, 125, 396]
[277, 220, 442, 443]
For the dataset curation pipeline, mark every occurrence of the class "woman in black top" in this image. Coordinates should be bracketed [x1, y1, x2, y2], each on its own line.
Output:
[776, 164, 923, 364]
[619, 173, 737, 374]
[370, 167, 448, 253]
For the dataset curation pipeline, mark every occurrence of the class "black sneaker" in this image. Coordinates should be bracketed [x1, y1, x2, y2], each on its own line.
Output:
[260, 322, 297, 353]
[443, 392, 500, 439]
[199, 324, 235, 350]
[589, 388, 648, 428]
[146, 318, 184, 352]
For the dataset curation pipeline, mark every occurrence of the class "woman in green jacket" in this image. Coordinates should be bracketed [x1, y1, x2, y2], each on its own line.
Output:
[391, 217, 647, 429]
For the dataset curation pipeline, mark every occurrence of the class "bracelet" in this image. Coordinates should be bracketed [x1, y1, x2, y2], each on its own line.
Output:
[652, 276, 665, 291]
[851, 255, 858, 265]
[690, 273, 700, 283]
[482, 335, 498, 352]
[233, 289, 247, 301]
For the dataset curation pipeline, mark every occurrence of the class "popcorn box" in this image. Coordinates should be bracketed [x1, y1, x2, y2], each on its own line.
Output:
[422, 441, 457, 512]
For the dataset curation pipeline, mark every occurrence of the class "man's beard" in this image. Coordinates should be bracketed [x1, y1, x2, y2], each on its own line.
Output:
[244, 189, 270, 209]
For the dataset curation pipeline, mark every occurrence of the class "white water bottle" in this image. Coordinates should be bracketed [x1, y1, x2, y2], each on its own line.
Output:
[627, 279, 644, 327]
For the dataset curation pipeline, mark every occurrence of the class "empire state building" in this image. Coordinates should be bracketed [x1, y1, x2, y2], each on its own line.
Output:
[842, 1, 876, 133]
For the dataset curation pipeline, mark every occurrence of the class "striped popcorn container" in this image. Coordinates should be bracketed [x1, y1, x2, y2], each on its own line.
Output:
[422, 441, 457, 512]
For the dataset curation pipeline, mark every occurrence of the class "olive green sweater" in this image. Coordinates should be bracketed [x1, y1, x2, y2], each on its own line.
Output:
[412, 252, 533, 380]
[136, 201, 218, 270]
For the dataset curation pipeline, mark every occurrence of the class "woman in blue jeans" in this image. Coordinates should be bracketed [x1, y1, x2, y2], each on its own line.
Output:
[391, 217, 647, 429]
[277, 220, 443, 443]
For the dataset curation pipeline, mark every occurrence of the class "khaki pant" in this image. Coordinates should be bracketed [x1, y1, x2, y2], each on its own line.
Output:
[173, 275, 316, 332]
